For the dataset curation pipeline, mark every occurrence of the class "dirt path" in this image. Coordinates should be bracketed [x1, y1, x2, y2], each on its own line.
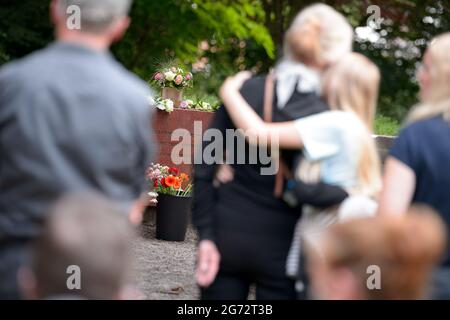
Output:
[133, 209, 199, 300]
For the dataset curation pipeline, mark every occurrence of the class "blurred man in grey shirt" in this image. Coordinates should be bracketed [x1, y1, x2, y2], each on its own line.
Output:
[0, 0, 155, 298]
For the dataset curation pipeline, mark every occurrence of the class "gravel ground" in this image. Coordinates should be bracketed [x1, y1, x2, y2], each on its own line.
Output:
[133, 208, 200, 300]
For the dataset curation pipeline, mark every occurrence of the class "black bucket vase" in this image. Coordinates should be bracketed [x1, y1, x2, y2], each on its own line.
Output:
[156, 193, 192, 242]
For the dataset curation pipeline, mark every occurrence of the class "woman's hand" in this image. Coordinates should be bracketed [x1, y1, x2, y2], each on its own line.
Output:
[196, 240, 221, 288]
[220, 71, 253, 98]
[213, 164, 235, 188]
[128, 192, 158, 225]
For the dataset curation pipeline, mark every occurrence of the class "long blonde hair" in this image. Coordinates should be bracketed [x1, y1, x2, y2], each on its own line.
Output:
[322, 53, 382, 197]
[408, 32, 450, 123]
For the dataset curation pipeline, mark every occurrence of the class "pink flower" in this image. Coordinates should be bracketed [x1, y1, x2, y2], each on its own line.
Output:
[174, 75, 183, 85]
[179, 101, 189, 109]
[186, 73, 192, 81]
[180, 99, 194, 109]
[154, 72, 164, 81]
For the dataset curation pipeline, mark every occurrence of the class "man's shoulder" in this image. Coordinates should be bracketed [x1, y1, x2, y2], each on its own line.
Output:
[241, 75, 266, 93]
[106, 59, 150, 98]
[238, 75, 266, 112]
[407, 115, 445, 130]
[400, 115, 449, 144]
[0, 46, 51, 83]
[282, 91, 329, 120]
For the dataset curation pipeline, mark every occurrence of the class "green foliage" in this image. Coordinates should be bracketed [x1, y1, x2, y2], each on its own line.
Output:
[375, 115, 400, 136]
[0, 0, 448, 123]
[113, 0, 274, 77]
[183, 93, 222, 111]
[337, 0, 449, 120]
[0, 0, 52, 65]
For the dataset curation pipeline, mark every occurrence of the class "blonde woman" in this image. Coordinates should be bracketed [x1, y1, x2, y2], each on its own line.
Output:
[193, 4, 353, 300]
[378, 33, 450, 299]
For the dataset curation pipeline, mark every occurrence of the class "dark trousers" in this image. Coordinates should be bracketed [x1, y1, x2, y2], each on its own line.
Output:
[201, 269, 297, 300]
[0, 241, 30, 300]
[201, 227, 297, 300]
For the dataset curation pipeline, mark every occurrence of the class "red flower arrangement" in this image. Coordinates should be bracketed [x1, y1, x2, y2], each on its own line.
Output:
[146, 163, 192, 197]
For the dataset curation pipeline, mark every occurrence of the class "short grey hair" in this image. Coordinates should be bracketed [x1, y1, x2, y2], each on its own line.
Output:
[57, 0, 133, 33]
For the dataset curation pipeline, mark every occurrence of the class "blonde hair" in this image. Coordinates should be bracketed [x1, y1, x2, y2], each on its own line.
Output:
[285, 4, 353, 68]
[318, 208, 446, 299]
[322, 53, 382, 197]
[408, 32, 450, 123]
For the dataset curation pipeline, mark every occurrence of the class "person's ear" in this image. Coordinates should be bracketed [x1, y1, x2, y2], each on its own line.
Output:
[50, 0, 62, 27]
[17, 266, 39, 300]
[110, 17, 131, 44]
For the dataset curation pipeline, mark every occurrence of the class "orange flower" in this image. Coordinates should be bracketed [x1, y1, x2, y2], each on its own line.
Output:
[173, 177, 182, 189]
[179, 173, 189, 182]
[165, 175, 176, 187]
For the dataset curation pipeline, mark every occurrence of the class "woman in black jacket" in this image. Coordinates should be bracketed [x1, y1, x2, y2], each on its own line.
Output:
[193, 4, 353, 300]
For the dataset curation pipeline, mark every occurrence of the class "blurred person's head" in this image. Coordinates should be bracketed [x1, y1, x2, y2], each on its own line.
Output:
[307, 207, 447, 300]
[285, 3, 353, 71]
[50, 0, 133, 50]
[409, 32, 450, 122]
[20, 193, 135, 300]
[321, 52, 382, 197]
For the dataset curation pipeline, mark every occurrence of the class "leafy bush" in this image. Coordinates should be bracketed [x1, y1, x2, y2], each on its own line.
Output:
[375, 115, 400, 136]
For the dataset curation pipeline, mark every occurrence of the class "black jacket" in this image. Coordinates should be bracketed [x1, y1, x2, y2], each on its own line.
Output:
[193, 76, 346, 243]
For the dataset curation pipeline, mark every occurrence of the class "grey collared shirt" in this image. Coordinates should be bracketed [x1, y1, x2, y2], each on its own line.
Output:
[0, 42, 156, 241]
